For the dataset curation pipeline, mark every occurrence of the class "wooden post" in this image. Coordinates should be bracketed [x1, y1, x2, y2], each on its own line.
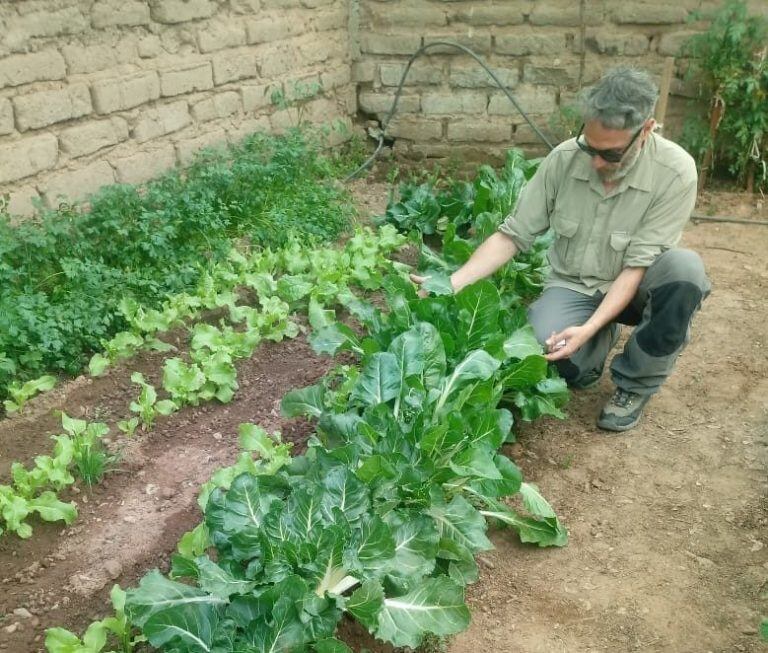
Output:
[655, 57, 675, 133]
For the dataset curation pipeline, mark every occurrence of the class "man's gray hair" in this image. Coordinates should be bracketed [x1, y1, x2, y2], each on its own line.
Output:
[579, 66, 659, 130]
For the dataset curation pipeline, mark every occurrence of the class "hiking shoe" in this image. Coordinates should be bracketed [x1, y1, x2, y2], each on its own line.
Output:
[597, 388, 651, 432]
[569, 325, 622, 390]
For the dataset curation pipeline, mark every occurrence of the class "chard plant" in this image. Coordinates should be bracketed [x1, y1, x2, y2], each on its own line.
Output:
[4, 374, 57, 414]
[129, 372, 177, 431]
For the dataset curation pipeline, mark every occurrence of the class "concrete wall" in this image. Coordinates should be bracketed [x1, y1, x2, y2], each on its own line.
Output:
[0, 0, 354, 216]
[353, 0, 733, 164]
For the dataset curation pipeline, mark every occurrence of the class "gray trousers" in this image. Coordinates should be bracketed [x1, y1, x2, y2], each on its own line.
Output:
[527, 249, 711, 396]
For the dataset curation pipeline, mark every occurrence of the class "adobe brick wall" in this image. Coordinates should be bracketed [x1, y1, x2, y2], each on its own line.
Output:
[354, 0, 764, 165]
[0, 0, 354, 217]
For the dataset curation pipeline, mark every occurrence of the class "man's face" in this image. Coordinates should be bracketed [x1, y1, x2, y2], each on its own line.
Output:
[581, 119, 650, 182]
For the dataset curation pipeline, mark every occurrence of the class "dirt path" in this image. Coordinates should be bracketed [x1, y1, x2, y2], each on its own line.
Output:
[449, 220, 768, 653]
[0, 183, 765, 653]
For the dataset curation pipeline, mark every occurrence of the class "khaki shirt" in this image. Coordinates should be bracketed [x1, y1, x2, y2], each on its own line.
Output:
[499, 132, 698, 295]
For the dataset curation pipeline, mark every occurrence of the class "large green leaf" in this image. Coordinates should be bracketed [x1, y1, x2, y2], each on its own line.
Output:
[281, 384, 326, 418]
[346, 579, 384, 630]
[455, 280, 501, 351]
[481, 501, 568, 548]
[126, 570, 227, 652]
[434, 350, 500, 413]
[29, 492, 77, 525]
[347, 514, 396, 575]
[350, 352, 400, 407]
[383, 512, 439, 580]
[427, 490, 492, 553]
[309, 323, 362, 357]
[195, 556, 256, 599]
[374, 576, 470, 648]
[502, 326, 543, 359]
[502, 355, 548, 390]
[320, 466, 369, 523]
[414, 322, 446, 389]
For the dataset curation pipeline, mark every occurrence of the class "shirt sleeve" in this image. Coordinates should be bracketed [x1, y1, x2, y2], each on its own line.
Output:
[498, 150, 558, 252]
[623, 171, 697, 269]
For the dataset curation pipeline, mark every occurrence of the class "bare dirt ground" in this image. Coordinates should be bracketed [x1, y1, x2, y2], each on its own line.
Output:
[0, 182, 766, 653]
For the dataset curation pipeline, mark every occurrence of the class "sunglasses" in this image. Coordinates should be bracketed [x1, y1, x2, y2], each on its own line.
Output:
[575, 123, 643, 164]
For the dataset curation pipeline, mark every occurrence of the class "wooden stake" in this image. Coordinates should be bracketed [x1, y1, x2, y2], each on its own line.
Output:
[655, 57, 675, 133]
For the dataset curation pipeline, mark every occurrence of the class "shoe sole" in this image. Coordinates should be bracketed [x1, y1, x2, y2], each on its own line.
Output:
[596, 411, 643, 432]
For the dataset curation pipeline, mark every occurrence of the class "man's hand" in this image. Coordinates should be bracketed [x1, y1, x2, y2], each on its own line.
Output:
[544, 325, 596, 361]
[409, 273, 430, 298]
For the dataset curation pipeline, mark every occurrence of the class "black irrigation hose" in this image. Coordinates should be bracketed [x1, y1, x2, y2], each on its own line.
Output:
[345, 41, 555, 182]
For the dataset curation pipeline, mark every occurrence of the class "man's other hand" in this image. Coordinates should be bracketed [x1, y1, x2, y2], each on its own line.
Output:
[545, 325, 595, 361]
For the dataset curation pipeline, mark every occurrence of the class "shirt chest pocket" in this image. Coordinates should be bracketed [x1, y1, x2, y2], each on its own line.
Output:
[602, 231, 631, 279]
[551, 212, 581, 268]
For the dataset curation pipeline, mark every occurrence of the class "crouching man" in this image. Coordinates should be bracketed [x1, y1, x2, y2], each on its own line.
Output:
[414, 66, 711, 432]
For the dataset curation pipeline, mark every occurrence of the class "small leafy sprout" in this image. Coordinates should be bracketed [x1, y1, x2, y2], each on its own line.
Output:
[4, 375, 56, 414]
[117, 417, 140, 438]
[59, 412, 114, 488]
[129, 372, 177, 431]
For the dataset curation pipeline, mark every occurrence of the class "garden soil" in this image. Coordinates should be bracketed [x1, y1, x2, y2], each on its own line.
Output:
[0, 182, 766, 653]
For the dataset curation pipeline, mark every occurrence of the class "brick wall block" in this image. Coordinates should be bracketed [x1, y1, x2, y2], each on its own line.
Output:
[421, 91, 487, 115]
[0, 134, 58, 184]
[175, 129, 228, 165]
[614, 5, 688, 24]
[150, 0, 216, 24]
[514, 123, 556, 146]
[352, 61, 376, 83]
[113, 145, 177, 185]
[359, 91, 419, 115]
[92, 1, 151, 28]
[14, 85, 92, 132]
[227, 115, 271, 143]
[43, 161, 116, 206]
[321, 65, 351, 91]
[160, 62, 214, 97]
[246, 16, 301, 44]
[262, 0, 302, 6]
[423, 34, 492, 54]
[139, 36, 164, 58]
[364, 4, 447, 28]
[242, 84, 273, 112]
[359, 33, 422, 55]
[270, 108, 301, 133]
[212, 49, 260, 84]
[301, 97, 342, 125]
[523, 61, 579, 86]
[449, 3, 530, 26]
[312, 6, 348, 32]
[449, 63, 518, 89]
[447, 120, 512, 142]
[198, 21, 247, 53]
[495, 31, 567, 55]
[6, 186, 40, 219]
[530, 3, 603, 27]
[388, 117, 443, 141]
[133, 100, 191, 143]
[296, 32, 346, 67]
[62, 44, 119, 74]
[92, 72, 161, 113]
[302, 0, 336, 8]
[0, 51, 67, 89]
[5, 8, 89, 51]
[0, 99, 14, 135]
[380, 62, 443, 86]
[231, 0, 262, 13]
[658, 30, 697, 56]
[59, 117, 130, 158]
[489, 85, 556, 115]
[587, 33, 650, 56]
[191, 91, 242, 122]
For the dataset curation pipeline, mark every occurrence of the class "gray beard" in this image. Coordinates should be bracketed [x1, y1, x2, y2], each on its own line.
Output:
[597, 142, 643, 182]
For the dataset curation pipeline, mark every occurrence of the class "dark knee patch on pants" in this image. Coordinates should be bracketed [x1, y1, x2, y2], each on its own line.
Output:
[555, 358, 581, 382]
[636, 281, 703, 357]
